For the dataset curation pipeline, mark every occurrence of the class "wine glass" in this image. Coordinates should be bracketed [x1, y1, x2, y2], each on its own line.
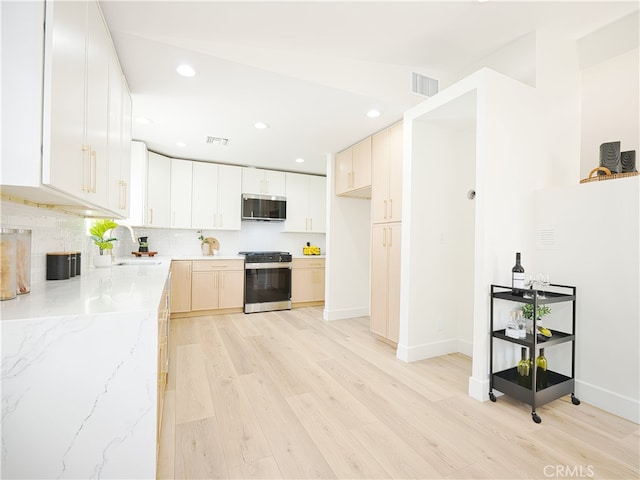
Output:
[523, 274, 534, 298]
[536, 273, 549, 299]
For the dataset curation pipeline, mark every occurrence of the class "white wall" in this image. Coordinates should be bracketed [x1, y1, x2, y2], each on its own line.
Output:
[580, 48, 639, 179]
[533, 178, 639, 423]
[324, 154, 371, 321]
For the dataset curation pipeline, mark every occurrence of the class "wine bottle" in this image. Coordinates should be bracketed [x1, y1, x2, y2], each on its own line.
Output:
[536, 348, 548, 390]
[517, 347, 531, 389]
[512, 252, 525, 295]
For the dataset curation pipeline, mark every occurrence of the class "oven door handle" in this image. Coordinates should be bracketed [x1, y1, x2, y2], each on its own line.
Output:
[245, 262, 292, 270]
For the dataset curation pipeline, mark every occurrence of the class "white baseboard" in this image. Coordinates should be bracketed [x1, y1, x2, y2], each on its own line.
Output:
[396, 339, 459, 362]
[576, 379, 640, 424]
[457, 339, 473, 357]
[322, 306, 369, 322]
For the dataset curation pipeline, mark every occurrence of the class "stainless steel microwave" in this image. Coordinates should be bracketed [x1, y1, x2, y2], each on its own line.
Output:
[241, 194, 287, 221]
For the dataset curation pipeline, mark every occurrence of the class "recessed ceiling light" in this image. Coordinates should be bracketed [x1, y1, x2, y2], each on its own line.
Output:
[366, 109, 381, 118]
[176, 64, 196, 77]
[136, 116, 152, 125]
[176, 142, 187, 147]
[295, 158, 305, 163]
[253, 122, 269, 129]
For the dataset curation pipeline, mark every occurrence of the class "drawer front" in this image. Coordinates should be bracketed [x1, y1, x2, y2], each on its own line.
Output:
[292, 258, 326, 269]
[192, 259, 244, 272]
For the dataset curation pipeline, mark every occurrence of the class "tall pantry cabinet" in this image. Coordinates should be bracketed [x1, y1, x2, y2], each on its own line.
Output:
[370, 122, 403, 343]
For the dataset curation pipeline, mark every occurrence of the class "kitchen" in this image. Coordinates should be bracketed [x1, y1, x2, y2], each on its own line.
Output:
[1, 1, 639, 479]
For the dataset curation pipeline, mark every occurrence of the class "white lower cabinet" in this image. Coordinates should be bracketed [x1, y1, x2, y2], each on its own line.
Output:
[370, 224, 401, 343]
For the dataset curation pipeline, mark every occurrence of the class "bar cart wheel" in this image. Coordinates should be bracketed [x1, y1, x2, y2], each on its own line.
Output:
[489, 392, 496, 402]
[532, 412, 542, 424]
[571, 394, 581, 405]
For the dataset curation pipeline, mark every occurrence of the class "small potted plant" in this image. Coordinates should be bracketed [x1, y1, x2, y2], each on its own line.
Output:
[89, 219, 118, 267]
[521, 303, 552, 337]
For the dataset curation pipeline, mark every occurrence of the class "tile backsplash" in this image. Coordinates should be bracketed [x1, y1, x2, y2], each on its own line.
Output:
[1, 200, 91, 284]
[1, 200, 326, 285]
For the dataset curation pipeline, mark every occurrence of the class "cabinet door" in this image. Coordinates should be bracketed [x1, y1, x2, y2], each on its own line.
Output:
[352, 137, 372, 191]
[284, 172, 308, 232]
[219, 270, 244, 308]
[191, 162, 218, 229]
[170, 261, 192, 313]
[216, 165, 242, 230]
[370, 225, 389, 338]
[241, 168, 264, 194]
[388, 122, 403, 222]
[307, 175, 326, 233]
[84, 1, 109, 206]
[170, 159, 193, 228]
[147, 152, 171, 227]
[263, 170, 286, 196]
[127, 141, 147, 226]
[106, 51, 123, 214]
[42, 1, 87, 198]
[119, 80, 132, 217]
[386, 224, 401, 343]
[371, 129, 390, 224]
[191, 271, 219, 311]
[335, 148, 352, 195]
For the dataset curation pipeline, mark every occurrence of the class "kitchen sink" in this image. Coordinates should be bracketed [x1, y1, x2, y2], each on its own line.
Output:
[113, 259, 162, 266]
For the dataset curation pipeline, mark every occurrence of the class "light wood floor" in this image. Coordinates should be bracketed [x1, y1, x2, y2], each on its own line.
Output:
[157, 307, 639, 479]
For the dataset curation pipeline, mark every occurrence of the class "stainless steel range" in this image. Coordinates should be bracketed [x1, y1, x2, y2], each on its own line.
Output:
[239, 251, 292, 313]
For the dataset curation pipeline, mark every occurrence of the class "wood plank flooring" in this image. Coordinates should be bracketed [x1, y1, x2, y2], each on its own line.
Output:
[158, 307, 639, 479]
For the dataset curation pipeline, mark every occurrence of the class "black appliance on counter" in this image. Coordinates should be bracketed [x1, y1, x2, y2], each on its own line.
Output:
[239, 251, 292, 313]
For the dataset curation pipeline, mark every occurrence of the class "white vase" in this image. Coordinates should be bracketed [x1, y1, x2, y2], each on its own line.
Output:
[93, 253, 112, 268]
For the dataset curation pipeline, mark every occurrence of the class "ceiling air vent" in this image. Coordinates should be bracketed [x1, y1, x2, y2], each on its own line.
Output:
[411, 72, 439, 97]
[206, 136, 230, 146]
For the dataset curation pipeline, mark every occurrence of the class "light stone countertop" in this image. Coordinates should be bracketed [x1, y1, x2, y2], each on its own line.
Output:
[0, 256, 172, 322]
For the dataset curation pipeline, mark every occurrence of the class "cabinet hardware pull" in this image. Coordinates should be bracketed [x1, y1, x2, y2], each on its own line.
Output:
[389, 199, 393, 219]
[81, 145, 90, 191]
[90, 149, 97, 193]
[383, 227, 387, 247]
[149, 208, 154, 224]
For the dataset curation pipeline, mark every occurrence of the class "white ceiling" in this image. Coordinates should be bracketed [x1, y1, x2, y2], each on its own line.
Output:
[100, 1, 638, 175]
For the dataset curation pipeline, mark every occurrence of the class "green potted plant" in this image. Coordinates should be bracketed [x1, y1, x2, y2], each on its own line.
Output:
[89, 219, 118, 267]
[521, 303, 552, 337]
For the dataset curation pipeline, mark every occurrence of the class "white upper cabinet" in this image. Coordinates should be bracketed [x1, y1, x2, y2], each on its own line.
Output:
[191, 162, 242, 230]
[146, 152, 171, 227]
[242, 168, 286, 196]
[42, 0, 110, 206]
[170, 159, 193, 228]
[127, 141, 148, 226]
[106, 50, 132, 218]
[216, 165, 242, 230]
[1, 0, 131, 217]
[284, 173, 326, 233]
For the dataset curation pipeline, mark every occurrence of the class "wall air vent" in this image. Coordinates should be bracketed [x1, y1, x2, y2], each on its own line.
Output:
[411, 72, 439, 97]
[206, 136, 230, 146]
